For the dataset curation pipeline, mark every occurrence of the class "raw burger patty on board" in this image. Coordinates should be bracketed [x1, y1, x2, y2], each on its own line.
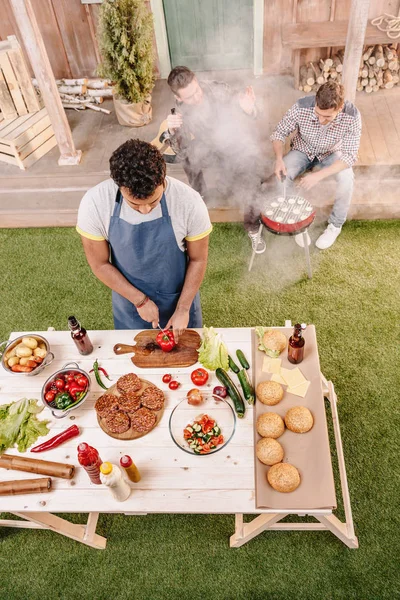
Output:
[117, 373, 142, 394]
[104, 410, 131, 434]
[130, 407, 156, 433]
[94, 394, 119, 418]
[141, 386, 165, 411]
[118, 392, 141, 414]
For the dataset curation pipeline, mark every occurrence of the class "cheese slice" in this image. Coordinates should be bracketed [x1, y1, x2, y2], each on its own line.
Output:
[262, 357, 282, 374]
[270, 373, 287, 385]
[280, 367, 306, 389]
[287, 380, 310, 398]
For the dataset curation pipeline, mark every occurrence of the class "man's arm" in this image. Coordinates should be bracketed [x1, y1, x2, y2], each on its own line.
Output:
[80, 237, 160, 327]
[271, 104, 300, 178]
[165, 235, 209, 339]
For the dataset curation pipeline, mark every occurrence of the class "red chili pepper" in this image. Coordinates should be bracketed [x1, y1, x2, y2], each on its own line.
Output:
[89, 367, 110, 380]
[30, 425, 80, 453]
[156, 330, 176, 352]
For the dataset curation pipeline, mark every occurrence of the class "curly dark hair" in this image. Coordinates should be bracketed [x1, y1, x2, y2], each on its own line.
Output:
[109, 139, 166, 199]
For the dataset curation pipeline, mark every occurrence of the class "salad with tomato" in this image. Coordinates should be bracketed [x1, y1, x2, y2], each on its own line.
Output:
[183, 414, 224, 454]
[44, 370, 89, 411]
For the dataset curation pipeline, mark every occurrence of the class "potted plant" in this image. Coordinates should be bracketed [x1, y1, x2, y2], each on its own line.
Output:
[97, 0, 155, 127]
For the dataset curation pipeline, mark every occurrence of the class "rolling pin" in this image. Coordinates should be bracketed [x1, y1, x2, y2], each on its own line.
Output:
[0, 478, 52, 496]
[0, 454, 75, 479]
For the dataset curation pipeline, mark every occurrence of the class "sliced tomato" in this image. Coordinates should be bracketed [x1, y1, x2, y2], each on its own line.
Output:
[202, 443, 211, 453]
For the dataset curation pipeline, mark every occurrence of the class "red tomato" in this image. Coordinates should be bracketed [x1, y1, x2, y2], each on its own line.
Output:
[162, 374, 172, 384]
[66, 374, 75, 383]
[65, 383, 70, 391]
[168, 380, 180, 390]
[45, 391, 55, 402]
[76, 376, 87, 388]
[190, 368, 209, 386]
[55, 378, 65, 391]
[187, 389, 203, 406]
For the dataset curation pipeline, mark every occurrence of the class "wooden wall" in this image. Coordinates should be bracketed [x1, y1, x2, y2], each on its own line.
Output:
[263, 0, 400, 75]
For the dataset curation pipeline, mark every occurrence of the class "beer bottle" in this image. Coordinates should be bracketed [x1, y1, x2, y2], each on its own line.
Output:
[68, 316, 93, 356]
[288, 323, 306, 364]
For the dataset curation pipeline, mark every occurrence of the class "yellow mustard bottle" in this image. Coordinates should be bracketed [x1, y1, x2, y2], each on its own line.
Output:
[120, 455, 141, 483]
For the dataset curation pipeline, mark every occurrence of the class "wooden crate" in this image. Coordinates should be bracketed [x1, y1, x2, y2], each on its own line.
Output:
[0, 108, 57, 170]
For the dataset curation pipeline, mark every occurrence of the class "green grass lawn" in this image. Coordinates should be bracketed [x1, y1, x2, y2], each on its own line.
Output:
[0, 221, 399, 600]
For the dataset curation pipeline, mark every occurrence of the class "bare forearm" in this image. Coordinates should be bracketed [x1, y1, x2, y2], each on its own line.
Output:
[273, 140, 285, 160]
[93, 262, 145, 306]
[176, 259, 207, 311]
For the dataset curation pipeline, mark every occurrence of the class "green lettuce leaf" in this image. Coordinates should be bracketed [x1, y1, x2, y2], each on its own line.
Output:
[198, 326, 229, 371]
[0, 398, 50, 454]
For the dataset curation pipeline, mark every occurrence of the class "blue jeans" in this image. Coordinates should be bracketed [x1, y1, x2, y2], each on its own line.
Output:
[283, 150, 354, 227]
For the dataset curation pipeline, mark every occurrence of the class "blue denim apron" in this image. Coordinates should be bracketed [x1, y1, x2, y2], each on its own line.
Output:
[108, 190, 202, 330]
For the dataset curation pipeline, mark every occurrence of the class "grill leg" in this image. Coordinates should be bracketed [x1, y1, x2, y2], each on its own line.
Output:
[248, 223, 263, 272]
[303, 231, 312, 279]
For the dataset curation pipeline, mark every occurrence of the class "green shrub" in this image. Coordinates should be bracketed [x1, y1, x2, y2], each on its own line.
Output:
[97, 0, 155, 104]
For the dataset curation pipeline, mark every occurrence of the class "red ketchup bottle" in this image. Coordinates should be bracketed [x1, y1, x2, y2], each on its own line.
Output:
[77, 442, 102, 485]
[68, 316, 93, 356]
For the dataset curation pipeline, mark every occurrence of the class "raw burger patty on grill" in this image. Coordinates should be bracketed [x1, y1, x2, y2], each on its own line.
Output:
[95, 393, 119, 418]
[104, 410, 130, 434]
[141, 386, 165, 411]
[117, 373, 142, 394]
[130, 407, 157, 433]
[118, 392, 141, 414]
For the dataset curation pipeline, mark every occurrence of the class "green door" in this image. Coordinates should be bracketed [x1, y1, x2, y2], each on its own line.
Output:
[163, 0, 253, 71]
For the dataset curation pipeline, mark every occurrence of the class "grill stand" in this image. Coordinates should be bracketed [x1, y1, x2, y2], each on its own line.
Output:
[248, 222, 313, 279]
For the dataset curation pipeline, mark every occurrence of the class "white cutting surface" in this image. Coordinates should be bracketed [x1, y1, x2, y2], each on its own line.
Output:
[0, 328, 331, 516]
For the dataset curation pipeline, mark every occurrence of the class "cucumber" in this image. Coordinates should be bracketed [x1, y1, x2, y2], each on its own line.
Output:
[228, 355, 240, 374]
[215, 368, 245, 418]
[236, 349, 250, 370]
[238, 369, 255, 405]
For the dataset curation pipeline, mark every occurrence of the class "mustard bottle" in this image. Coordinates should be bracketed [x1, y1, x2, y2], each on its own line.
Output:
[120, 455, 141, 483]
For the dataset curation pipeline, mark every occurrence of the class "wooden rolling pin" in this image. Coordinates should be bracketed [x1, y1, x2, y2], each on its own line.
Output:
[0, 454, 75, 479]
[0, 478, 51, 496]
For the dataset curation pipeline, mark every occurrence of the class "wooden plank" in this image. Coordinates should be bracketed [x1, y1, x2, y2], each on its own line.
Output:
[7, 36, 40, 113]
[0, 112, 32, 140]
[0, 141, 14, 153]
[13, 114, 51, 148]
[342, 0, 371, 104]
[263, 0, 293, 75]
[0, 67, 17, 120]
[0, 50, 27, 115]
[357, 95, 391, 164]
[0, 151, 19, 166]
[371, 93, 400, 162]
[384, 88, 400, 145]
[21, 133, 57, 168]
[282, 21, 393, 49]
[7, 107, 47, 142]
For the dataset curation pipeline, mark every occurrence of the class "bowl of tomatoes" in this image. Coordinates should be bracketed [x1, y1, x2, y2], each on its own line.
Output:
[169, 394, 236, 455]
[42, 361, 90, 418]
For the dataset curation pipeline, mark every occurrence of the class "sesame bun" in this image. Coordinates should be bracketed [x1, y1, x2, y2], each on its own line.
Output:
[267, 463, 300, 493]
[285, 406, 314, 433]
[256, 438, 284, 466]
[256, 380, 284, 406]
[256, 412, 285, 438]
[262, 330, 287, 357]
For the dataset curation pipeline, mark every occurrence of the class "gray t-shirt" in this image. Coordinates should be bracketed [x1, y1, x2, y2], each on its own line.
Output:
[76, 176, 212, 251]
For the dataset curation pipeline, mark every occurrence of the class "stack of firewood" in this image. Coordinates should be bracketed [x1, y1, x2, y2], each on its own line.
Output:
[32, 78, 112, 114]
[299, 44, 399, 94]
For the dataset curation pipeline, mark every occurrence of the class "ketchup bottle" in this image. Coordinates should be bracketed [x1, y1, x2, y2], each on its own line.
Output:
[77, 442, 102, 485]
[288, 323, 306, 364]
[68, 316, 93, 356]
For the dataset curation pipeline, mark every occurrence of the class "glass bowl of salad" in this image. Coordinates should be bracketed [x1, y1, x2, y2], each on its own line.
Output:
[169, 394, 236, 455]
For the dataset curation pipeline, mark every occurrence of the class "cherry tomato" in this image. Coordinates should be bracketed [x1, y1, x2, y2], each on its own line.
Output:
[65, 383, 70, 391]
[55, 378, 65, 391]
[162, 373, 172, 384]
[76, 376, 87, 388]
[190, 368, 209, 386]
[66, 374, 75, 383]
[187, 388, 203, 406]
[168, 380, 180, 390]
[45, 391, 55, 402]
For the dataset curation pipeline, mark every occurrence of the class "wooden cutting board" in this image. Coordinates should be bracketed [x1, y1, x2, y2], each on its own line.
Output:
[113, 329, 201, 368]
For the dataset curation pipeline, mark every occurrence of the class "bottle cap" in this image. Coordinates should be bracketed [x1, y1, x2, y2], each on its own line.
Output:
[77, 442, 88, 452]
[100, 462, 113, 475]
[120, 455, 133, 468]
[68, 316, 79, 331]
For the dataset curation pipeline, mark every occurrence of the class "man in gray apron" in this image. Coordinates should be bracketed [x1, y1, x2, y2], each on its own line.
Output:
[76, 139, 212, 339]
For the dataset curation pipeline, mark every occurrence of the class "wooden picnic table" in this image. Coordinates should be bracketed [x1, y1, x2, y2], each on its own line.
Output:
[0, 327, 358, 550]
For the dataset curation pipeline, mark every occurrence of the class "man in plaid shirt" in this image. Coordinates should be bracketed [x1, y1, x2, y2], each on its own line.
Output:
[271, 81, 362, 249]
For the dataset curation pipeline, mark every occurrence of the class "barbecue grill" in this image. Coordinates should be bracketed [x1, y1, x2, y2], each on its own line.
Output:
[248, 193, 316, 278]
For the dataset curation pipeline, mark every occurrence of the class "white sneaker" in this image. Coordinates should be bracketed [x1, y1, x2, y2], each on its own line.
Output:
[294, 231, 311, 248]
[316, 224, 342, 249]
[248, 231, 266, 254]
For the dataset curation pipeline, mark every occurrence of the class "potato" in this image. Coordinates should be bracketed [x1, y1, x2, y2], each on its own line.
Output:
[38, 343, 46, 350]
[15, 344, 34, 358]
[19, 356, 36, 366]
[33, 347, 47, 359]
[5, 347, 17, 360]
[22, 337, 38, 350]
[8, 357, 20, 368]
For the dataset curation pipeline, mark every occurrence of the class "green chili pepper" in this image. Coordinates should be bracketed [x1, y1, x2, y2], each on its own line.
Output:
[92, 359, 109, 390]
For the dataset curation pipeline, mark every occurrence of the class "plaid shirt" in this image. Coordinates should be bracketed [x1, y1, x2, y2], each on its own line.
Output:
[270, 96, 362, 167]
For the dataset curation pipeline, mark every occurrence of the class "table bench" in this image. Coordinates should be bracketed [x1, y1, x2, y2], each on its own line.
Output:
[0, 327, 357, 550]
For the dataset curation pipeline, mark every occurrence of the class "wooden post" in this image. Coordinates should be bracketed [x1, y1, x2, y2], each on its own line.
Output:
[9, 0, 82, 166]
[342, 0, 371, 104]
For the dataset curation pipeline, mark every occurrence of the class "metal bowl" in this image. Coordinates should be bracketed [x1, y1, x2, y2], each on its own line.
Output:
[41, 361, 91, 419]
[0, 334, 54, 376]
